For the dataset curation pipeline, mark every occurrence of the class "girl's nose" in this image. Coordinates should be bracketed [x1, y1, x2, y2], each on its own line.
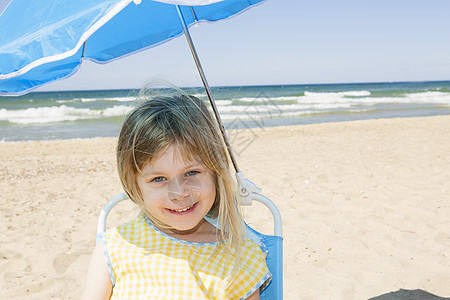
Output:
[167, 175, 189, 201]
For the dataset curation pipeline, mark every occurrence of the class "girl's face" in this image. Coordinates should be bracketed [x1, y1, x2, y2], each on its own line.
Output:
[136, 144, 217, 239]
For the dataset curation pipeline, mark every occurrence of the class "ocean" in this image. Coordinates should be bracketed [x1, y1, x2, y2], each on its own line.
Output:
[1, 81, 450, 142]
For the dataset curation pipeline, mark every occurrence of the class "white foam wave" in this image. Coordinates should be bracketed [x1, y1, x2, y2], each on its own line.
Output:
[192, 93, 206, 98]
[103, 105, 133, 116]
[234, 92, 373, 104]
[81, 96, 136, 102]
[304, 90, 372, 97]
[236, 96, 298, 103]
[0, 105, 131, 124]
[216, 103, 351, 114]
[300, 90, 450, 105]
[215, 90, 442, 106]
[56, 96, 136, 103]
[403, 91, 450, 103]
[220, 110, 317, 121]
[215, 100, 233, 106]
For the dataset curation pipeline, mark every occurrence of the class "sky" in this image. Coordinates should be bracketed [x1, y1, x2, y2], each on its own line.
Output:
[3, 0, 450, 91]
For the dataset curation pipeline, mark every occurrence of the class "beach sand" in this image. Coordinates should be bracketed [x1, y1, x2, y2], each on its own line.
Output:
[1, 115, 449, 299]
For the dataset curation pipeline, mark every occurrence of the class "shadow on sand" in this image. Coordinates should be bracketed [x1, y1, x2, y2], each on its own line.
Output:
[369, 289, 450, 300]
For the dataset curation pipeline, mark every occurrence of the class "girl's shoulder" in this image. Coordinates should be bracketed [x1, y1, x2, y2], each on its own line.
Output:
[241, 237, 270, 271]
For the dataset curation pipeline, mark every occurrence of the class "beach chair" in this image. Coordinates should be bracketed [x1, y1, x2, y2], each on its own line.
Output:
[97, 190, 283, 299]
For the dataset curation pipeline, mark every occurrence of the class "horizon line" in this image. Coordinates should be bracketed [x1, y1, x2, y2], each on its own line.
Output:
[25, 79, 450, 94]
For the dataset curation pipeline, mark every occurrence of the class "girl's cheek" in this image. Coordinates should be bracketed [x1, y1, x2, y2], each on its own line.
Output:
[142, 185, 167, 198]
[156, 187, 170, 199]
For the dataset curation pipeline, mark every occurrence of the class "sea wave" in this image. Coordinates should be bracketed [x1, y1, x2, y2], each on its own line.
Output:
[216, 103, 352, 114]
[56, 96, 136, 103]
[219, 110, 317, 121]
[79, 96, 136, 102]
[0, 105, 132, 124]
[212, 100, 233, 106]
[235, 96, 298, 103]
[304, 90, 372, 97]
[230, 90, 450, 106]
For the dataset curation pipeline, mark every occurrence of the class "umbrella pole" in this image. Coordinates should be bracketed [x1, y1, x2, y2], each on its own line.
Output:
[175, 5, 240, 174]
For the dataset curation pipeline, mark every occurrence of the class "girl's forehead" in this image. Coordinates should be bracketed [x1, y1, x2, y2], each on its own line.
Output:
[146, 143, 200, 168]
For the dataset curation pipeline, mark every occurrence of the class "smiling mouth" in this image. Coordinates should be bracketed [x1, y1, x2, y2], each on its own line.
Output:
[168, 203, 197, 213]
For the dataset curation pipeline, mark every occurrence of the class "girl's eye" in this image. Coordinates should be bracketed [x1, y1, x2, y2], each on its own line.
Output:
[151, 176, 166, 183]
[186, 170, 199, 177]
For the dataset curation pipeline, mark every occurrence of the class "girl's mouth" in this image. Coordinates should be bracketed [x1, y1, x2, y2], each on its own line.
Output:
[167, 202, 197, 214]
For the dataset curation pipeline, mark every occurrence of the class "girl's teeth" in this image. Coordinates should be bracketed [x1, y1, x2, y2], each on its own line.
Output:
[173, 205, 193, 212]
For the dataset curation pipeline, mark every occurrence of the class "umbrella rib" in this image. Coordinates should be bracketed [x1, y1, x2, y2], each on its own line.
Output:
[189, 6, 199, 25]
[82, 41, 87, 59]
[175, 5, 240, 174]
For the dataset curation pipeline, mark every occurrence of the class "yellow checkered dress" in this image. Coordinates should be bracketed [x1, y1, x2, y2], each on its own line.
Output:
[100, 216, 271, 299]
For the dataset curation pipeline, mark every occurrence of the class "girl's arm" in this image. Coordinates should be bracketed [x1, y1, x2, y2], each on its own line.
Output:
[246, 288, 261, 300]
[80, 241, 112, 300]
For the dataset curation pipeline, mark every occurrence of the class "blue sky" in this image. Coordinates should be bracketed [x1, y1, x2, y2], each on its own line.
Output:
[4, 0, 450, 91]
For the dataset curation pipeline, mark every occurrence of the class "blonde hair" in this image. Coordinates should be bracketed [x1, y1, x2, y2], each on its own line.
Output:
[116, 92, 244, 261]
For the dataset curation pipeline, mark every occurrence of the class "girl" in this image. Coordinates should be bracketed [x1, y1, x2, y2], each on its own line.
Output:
[81, 93, 271, 299]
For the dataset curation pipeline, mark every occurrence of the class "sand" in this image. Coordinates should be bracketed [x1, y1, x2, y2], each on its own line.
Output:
[1, 115, 449, 299]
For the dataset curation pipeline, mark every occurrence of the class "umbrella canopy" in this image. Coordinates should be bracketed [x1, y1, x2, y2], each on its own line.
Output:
[0, 0, 265, 96]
